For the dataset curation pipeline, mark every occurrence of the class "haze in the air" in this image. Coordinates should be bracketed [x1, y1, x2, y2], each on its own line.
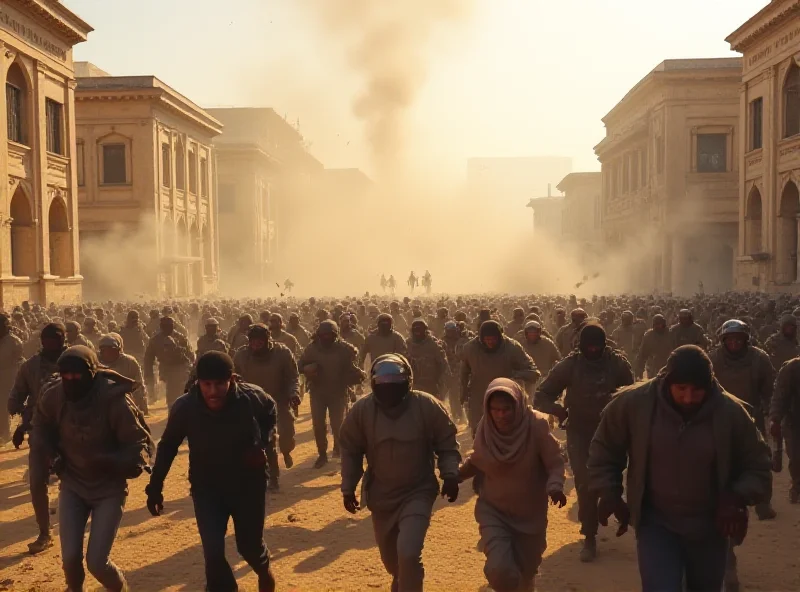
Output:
[69, 0, 769, 296]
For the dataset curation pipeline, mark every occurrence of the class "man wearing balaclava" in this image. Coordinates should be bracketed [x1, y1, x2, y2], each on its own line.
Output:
[358, 313, 408, 369]
[143, 316, 195, 408]
[339, 353, 461, 592]
[298, 320, 366, 468]
[634, 314, 673, 380]
[460, 320, 540, 436]
[31, 345, 153, 591]
[708, 319, 776, 523]
[234, 323, 300, 490]
[405, 319, 450, 399]
[764, 314, 800, 372]
[534, 321, 634, 563]
[589, 345, 770, 592]
[0, 314, 23, 443]
[8, 322, 68, 554]
[145, 351, 277, 592]
[670, 309, 711, 350]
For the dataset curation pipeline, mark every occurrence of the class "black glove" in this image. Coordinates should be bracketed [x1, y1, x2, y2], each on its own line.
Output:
[549, 490, 568, 508]
[51, 454, 65, 476]
[343, 493, 360, 514]
[716, 492, 748, 544]
[440, 477, 459, 503]
[597, 496, 630, 537]
[11, 424, 25, 449]
[145, 484, 164, 516]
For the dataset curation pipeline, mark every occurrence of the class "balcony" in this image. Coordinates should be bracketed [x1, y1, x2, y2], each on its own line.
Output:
[8, 141, 31, 180]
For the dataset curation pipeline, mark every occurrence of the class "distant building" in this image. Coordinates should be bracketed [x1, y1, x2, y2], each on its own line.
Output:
[558, 172, 602, 264]
[728, 1, 800, 291]
[0, 1, 92, 307]
[595, 58, 742, 294]
[206, 108, 324, 292]
[526, 194, 564, 239]
[75, 66, 222, 299]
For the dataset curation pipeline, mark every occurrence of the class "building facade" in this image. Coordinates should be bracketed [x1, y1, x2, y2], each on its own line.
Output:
[526, 196, 564, 239]
[206, 108, 323, 295]
[728, 0, 800, 291]
[75, 67, 222, 299]
[0, 1, 91, 307]
[595, 59, 742, 294]
[557, 172, 602, 263]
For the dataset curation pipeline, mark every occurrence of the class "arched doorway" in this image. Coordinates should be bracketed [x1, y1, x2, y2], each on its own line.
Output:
[779, 181, 800, 283]
[10, 187, 36, 277]
[48, 198, 71, 277]
[745, 187, 763, 254]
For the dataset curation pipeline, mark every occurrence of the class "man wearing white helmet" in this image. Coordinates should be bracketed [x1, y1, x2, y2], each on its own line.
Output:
[339, 353, 460, 592]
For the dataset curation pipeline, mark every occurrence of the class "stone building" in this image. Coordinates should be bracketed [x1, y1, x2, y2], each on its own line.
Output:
[728, 0, 800, 291]
[75, 65, 222, 299]
[557, 172, 602, 265]
[595, 59, 742, 294]
[0, 1, 91, 307]
[526, 195, 564, 239]
[206, 107, 323, 294]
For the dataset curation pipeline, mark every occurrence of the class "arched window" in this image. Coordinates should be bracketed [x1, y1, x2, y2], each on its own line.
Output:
[6, 62, 29, 145]
[10, 187, 36, 276]
[48, 198, 72, 277]
[785, 64, 800, 138]
[745, 187, 763, 254]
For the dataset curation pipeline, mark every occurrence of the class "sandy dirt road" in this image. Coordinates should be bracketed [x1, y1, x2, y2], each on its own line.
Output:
[1, 400, 799, 592]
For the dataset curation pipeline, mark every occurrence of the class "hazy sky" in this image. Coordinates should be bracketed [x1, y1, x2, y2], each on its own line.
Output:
[66, 0, 768, 181]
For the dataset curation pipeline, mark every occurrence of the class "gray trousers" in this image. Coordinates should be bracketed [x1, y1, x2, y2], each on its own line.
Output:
[59, 487, 126, 592]
[28, 447, 51, 536]
[481, 526, 545, 592]
[566, 427, 598, 537]
[310, 394, 346, 456]
[372, 512, 430, 592]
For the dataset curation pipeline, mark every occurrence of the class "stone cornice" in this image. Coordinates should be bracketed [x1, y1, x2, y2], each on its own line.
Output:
[727, 0, 800, 53]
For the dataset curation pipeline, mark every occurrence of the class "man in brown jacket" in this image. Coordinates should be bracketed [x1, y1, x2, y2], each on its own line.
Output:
[234, 323, 301, 489]
[534, 322, 634, 562]
[634, 314, 673, 380]
[298, 320, 365, 468]
[339, 354, 460, 592]
[358, 314, 408, 369]
[670, 309, 710, 350]
[0, 314, 24, 443]
[460, 321, 539, 436]
[31, 346, 153, 592]
[763, 314, 800, 372]
[588, 345, 771, 592]
[554, 309, 588, 356]
[98, 333, 148, 414]
[405, 319, 449, 399]
[770, 356, 800, 503]
[708, 319, 776, 521]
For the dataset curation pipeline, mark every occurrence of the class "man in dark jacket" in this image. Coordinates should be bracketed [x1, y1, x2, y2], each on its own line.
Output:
[145, 352, 277, 592]
[32, 346, 153, 591]
[588, 345, 771, 592]
[534, 321, 634, 562]
[634, 314, 673, 380]
[8, 322, 68, 554]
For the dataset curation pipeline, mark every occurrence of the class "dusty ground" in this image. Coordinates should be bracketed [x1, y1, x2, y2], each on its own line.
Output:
[1, 400, 799, 592]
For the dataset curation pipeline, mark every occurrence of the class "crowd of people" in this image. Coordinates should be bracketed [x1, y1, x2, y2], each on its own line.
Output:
[1, 289, 797, 591]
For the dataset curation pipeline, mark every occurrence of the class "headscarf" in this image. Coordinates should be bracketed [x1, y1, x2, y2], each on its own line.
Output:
[471, 378, 534, 466]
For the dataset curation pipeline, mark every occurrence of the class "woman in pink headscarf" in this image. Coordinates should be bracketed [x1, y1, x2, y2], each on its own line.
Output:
[459, 377, 566, 592]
